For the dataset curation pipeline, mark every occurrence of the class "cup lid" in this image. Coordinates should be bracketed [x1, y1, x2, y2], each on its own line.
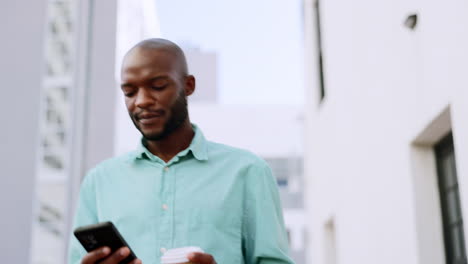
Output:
[161, 246, 204, 264]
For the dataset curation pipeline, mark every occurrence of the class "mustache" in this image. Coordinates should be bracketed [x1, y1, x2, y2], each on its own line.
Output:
[133, 110, 165, 120]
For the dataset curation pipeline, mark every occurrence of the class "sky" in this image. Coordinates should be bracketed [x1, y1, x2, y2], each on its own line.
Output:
[155, 0, 305, 105]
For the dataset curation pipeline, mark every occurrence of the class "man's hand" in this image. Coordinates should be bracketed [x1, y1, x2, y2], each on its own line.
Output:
[81, 246, 142, 264]
[187, 252, 217, 264]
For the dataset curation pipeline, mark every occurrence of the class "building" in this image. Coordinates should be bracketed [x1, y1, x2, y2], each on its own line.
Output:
[304, 1, 468, 264]
[1, 1, 47, 263]
[30, 0, 119, 263]
[2, 0, 119, 262]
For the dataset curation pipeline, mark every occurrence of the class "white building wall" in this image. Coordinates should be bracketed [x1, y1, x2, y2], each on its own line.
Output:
[0, 1, 47, 262]
[27, 0, 120, 262]
[304, 0, 468, 264]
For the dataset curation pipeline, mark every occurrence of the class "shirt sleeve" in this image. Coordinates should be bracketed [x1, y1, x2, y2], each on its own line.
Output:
[67, 170, 99, 264]
[242, 160, 295, 264]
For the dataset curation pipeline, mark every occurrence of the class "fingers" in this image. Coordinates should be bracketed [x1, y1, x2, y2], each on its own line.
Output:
[81, 247, 111, 264]
[81, 246, 142, 264]
[187, 252, 216, 264]
[130, 259, 142, 264]
[100, 247, 131, 264]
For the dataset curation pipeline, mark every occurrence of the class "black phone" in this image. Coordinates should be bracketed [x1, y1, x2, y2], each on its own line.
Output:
[74, 221, 137, 264]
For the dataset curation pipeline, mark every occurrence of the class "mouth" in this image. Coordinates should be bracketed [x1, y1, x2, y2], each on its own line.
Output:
[135, 111, 164, 125]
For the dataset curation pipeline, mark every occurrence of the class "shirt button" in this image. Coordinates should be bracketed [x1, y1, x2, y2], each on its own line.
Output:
[160, 247, 167, 254]
[162, 204, 168, 210]
[164, 166, 169, 172]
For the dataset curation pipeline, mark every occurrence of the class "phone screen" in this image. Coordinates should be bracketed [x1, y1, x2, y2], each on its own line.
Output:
[74, 221, 137, 264]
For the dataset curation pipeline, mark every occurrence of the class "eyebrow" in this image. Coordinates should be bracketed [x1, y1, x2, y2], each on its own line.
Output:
[120, 83, 135, 88]
[120, 75, 169, 88]
[149, 75, 169, 82]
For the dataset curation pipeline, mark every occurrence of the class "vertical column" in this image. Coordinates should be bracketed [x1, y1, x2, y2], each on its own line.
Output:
[0, 0, 47, 262]
[83, 0, 118, 172]
[66, 0, 118, 258]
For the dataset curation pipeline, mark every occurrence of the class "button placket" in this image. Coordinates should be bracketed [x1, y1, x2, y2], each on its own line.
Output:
[159, 164, 174, 255]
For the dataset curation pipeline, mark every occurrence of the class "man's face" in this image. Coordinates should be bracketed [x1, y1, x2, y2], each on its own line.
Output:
[120, 48, 189, 141]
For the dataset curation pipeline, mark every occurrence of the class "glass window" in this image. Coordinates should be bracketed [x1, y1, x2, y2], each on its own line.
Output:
[435, 133, 467, 264]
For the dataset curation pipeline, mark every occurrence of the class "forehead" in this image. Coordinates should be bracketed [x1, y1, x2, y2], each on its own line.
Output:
[121, 48, 178, 81]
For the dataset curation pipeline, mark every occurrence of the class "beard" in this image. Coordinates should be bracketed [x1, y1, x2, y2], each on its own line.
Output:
[130, 90, 188, 141]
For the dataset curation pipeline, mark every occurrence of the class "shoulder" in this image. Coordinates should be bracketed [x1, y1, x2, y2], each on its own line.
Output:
[204, 142, 280, 195]
[205, 140, 272, 181]
[83, 151, 135, 181]
[206, 141, 268, 166]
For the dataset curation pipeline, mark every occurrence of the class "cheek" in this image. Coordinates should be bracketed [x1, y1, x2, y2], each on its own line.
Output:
[124, 98, 134, 112]
[164, 90, 181, 106]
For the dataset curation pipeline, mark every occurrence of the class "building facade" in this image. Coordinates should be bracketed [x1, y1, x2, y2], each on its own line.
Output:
[0, 1, 47, 262]
[1, 0, 118, 262]
[304, 1, 468, 264]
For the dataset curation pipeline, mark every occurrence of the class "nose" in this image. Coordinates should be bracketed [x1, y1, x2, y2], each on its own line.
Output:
[135, 88, 155, 109]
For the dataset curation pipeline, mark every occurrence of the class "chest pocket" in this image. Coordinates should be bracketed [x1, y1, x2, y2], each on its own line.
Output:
[185, 208, 243, 264]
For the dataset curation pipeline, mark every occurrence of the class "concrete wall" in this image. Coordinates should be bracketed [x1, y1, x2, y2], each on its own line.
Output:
[0, 0, 47, 262]
[304, 0, 468, 263]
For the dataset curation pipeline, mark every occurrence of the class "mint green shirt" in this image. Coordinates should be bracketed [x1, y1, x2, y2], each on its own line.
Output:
[68, 125, 294, 264]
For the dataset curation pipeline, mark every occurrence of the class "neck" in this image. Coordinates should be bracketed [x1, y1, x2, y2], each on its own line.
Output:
[145, 119, 194, 163]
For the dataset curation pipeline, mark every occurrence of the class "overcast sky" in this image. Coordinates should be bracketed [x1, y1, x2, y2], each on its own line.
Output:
[155, 0, 305, 105]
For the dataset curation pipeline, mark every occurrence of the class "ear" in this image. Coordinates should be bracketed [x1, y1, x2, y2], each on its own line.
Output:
[184, 75, 196, 96]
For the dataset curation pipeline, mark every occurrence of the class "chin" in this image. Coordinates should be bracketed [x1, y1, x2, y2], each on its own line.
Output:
[141, 129, 169, 141]
[142, 131, 163, 140]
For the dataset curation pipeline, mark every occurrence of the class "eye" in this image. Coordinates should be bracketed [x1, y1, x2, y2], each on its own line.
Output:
[151, 85, 167, 91]
[121, 87, 136, 97]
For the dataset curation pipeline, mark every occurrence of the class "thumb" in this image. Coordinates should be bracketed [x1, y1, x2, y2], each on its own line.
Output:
[187, 252, 216, 264]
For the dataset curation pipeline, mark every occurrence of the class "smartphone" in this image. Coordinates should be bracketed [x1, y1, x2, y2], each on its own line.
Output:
[74, 221, 137, 264]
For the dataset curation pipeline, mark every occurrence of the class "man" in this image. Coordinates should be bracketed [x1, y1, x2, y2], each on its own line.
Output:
[68, 38, 294, 264]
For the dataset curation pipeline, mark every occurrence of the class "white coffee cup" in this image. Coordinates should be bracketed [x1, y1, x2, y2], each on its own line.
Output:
[161, 246, 204, 264]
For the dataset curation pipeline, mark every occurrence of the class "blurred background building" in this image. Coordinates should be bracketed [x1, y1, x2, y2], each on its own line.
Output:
[2, 0, 117, 262]
[4, 0, 468, 264]
[303, 0, 468, 264]
[30, 0, 119, 262]
[1, 1, 46, 263]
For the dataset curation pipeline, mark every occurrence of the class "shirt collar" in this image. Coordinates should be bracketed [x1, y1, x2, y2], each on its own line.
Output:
[128, 124, 208, 163]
